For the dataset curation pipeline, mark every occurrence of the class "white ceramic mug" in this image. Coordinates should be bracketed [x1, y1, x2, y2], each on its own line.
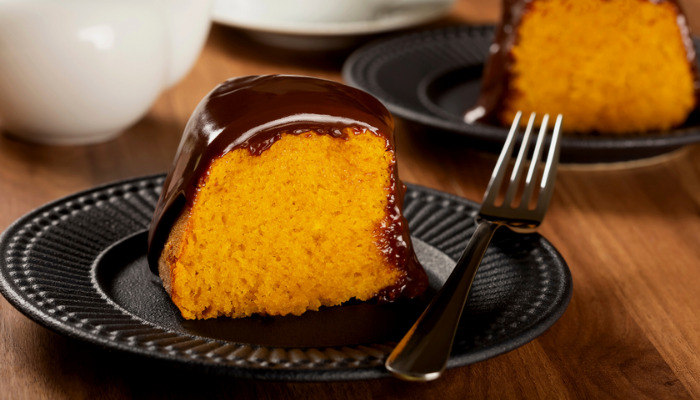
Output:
[0, 0, 212, 145]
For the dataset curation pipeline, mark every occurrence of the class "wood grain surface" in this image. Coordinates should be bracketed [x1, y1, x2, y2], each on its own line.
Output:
[1, 1, 700, 398]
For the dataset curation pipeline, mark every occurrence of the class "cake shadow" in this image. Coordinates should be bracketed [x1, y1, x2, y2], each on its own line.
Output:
[180, 300, 426, 348]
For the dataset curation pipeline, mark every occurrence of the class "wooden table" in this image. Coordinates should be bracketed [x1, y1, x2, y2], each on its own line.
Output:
[2, 1, 700, 398]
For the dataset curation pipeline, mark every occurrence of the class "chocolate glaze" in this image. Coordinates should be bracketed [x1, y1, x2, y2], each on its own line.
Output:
[147, 75, 428, 301]
[464, 0, 700, 125]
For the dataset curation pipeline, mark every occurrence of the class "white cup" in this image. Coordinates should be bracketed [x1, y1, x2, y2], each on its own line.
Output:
[231, 0, 440, 24]
[0, 0, 212, 145]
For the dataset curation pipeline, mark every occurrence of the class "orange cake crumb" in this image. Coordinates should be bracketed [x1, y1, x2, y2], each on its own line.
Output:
[469, 0, 698, 134]
[160, 129, 403, 319]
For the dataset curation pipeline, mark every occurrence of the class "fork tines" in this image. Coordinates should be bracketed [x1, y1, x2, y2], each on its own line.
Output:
[483, 111, 563, 214]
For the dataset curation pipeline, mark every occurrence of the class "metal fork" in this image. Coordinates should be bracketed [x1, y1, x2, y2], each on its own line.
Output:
[385, 111, 563, 381]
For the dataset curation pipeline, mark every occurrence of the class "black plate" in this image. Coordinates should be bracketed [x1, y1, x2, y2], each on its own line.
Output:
[0, 175, 572, 381]
[342, 25, 700, 164]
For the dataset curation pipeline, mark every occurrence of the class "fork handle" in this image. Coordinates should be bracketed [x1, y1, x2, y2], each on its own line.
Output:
[385, 220, 501, 381]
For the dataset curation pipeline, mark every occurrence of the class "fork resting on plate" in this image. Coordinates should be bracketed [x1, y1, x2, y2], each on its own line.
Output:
[386, 111, 564, 381]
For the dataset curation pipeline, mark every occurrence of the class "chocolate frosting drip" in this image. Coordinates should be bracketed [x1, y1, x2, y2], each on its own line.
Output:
[147, 75, 427, 300]
[465, 0, 700, 125]
[463, 0, 530, 125]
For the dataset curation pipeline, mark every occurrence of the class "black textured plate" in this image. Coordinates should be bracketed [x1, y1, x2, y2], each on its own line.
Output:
[0, 175, 572, 381]
[342, 25, 700, 164]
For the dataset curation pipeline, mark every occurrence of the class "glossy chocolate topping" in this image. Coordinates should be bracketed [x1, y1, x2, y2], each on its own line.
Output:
[147, 75, 427, 300]
[464, 0, 700, 125]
